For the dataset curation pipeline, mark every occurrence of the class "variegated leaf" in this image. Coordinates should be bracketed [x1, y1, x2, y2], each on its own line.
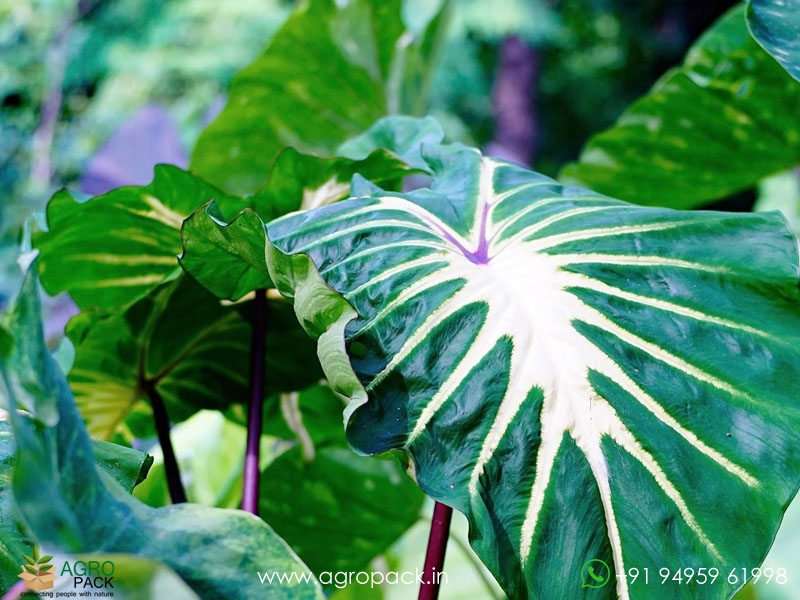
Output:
[34, 165, 242, 310]
[265, 144, 800, 599]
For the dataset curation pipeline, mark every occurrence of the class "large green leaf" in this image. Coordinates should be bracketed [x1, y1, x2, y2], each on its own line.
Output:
[190, 0, 448, 195]
[181, 116, 444, 301]
[263, 144, 800, 599]
[34, 165, 242, 310]
[560, 6, 800, 209]
[746, 0, 800, 83]
[67, 274, 320, 440]
[0, 269, 323, 600]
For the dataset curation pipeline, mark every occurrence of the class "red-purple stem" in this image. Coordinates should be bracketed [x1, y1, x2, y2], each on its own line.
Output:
[418, 501, 453, 600]
[147, 383, 186, 503]
[241, 288, 268, 515]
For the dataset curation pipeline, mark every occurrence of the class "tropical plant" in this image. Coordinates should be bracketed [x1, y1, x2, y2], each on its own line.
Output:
[2, 1, 800, 600]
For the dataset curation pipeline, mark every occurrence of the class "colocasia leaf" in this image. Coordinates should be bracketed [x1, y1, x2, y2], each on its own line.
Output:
[265, 142, 800, 599]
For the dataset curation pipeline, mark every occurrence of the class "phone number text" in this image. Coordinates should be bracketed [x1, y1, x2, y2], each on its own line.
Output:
[618, 567, 787, 585]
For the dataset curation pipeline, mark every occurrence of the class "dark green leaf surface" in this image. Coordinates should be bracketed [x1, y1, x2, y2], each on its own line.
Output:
[260, 446, 423, 578]
[190, 0, 447, 194]
[180, 202, 273, 302]
[560, 7, 800, 209]
[67, 275, 320, 440]
[265, 143, 800, 599]
[34, 165, 242, 310]
[0, 269, 323, 600]
[747, 0, 800, 83]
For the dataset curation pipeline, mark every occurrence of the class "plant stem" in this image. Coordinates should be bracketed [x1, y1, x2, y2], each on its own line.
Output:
[242, 288, 268, 515]
[418, 501, 453, 600]
[147, 384, 186, 503]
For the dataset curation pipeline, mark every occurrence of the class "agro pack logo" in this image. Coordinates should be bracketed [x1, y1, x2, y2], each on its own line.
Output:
[18, 546, 57, 592]
[60, 559, 115, 590]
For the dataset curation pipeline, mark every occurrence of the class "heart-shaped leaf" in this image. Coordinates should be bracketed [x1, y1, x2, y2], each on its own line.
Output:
[34, 165, 243, 310]
[746, 0, 800, 83]
[560, 6, 800, 209]
[265, 144, 800, 599]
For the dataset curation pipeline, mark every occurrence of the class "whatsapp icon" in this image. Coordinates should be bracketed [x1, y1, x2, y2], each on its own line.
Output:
[581, 559, 611, 589]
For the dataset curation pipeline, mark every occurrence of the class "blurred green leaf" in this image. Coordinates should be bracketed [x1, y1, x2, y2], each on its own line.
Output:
[0, 265, 59, 425]
[0, 268, 324, 599]
[1, 416, 156, 590]
[260, 446, 423, 581]
[190, 0, 448, 195]
[69, 553, 201, 600]
[560, 6, 800, 208]
[133, 411, 255, 509]
[755, 171, 800, 235]
[746, 0, 800, 83]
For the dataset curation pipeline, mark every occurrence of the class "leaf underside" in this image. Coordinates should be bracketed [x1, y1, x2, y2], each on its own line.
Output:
[266, 144, 800, 599]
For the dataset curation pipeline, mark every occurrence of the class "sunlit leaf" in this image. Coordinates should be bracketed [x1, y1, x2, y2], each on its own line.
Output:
[560, 7, 800, 209]
[264, 143, 800, 599]
[190, 0, 448, 195]
[34, 165, 242, 310]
